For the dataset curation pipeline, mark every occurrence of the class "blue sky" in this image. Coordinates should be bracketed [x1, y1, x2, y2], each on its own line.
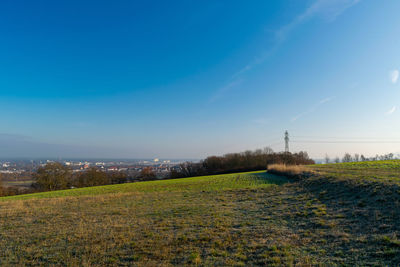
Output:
[0, 0, 399, 159]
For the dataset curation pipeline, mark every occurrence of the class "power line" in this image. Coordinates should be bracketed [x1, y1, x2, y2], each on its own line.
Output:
[265, 138, 282, 144]
[267, 133, 400, 152]
[268, 141, 283, 147]
[292, 135, 400, 140]
[291, 140, 400, 144]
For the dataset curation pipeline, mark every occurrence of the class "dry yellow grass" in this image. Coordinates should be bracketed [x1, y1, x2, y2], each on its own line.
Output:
[2, 166, 400, 265]
[0, 171, 297, 266]
[267, 164, 312, 178]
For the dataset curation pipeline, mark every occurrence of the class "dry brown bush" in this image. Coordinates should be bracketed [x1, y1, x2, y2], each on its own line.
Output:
[267, 164, 312, 179]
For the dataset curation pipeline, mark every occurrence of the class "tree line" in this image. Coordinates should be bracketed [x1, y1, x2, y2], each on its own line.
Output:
[31, 163, 128, 191]
[171, 148, 315, 178]
[324, 153, 396, 164]
[0, 163, 129, 196]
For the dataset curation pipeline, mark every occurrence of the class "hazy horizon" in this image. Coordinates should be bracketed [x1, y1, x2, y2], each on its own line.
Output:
[1, 0, 399, 159]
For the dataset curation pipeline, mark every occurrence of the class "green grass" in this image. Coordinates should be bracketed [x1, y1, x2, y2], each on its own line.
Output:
[1, 165, 400, 266]
[1, 171, 287, 201]
[311, 159, 400, 183]
[0, 171, 294, 266]
[314, 159, 400, 171]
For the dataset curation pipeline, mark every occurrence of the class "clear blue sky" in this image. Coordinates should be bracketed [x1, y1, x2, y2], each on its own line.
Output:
[0, 0, 399, 159]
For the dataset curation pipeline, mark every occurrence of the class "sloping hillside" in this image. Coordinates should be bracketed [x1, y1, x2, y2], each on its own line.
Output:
[1, 165, 400, 266]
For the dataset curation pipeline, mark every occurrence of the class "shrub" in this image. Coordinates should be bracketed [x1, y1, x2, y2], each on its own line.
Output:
[267, 164, 312, 179]
[140, 167, 157, 180]
[33, 162, 72, 191]
[74, 167, 110, 187]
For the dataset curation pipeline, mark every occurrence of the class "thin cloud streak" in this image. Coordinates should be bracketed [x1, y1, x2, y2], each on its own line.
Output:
[291, 97, 335, 122]
[211, 0, 361, 103]
[208, 79, 243, 103]
[319, 97, 334, 104]
[390, 69, 399, 84]
[278, 0, 360, 39]
[245, 0, 362, 76]
[386, 106, 396, 115]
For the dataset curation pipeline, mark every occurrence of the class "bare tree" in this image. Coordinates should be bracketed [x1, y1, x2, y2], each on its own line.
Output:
[334, 157, 340, 163]
[342, 153, 352, 163]
[33, 162, 72, 191]
[263, 147, 274, 154]
[324, 154, 330, 164]
[354, 154, 360, 162]
[0, 174, 4, 196]
[140, 167, 157, 180]
[75, 167, 109, 187]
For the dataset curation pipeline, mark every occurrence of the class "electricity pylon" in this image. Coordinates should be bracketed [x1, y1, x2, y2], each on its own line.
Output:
[284, 131, 289, 153]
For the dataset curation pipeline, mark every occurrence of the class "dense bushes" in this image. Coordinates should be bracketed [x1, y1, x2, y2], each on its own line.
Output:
[171, 148, 315, 178]
[33, 162, 71, 191]
[139, 167, 157, 180]
[32, 163, 128, 191]
[0, 184, 34, 197]
[203, 149, 314, 173]
[0, 175, 35, 197]
[74, 167, 109, 187]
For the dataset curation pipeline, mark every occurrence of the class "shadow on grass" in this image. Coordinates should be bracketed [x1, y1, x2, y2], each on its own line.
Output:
[258, 175, 400, 265]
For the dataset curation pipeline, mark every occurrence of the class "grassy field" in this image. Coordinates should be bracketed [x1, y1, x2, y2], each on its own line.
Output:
[311, 160, 400, 183]
[0, 176, 33, 188]
[1, 171, 286, 200]
[1, 165, 400, 265]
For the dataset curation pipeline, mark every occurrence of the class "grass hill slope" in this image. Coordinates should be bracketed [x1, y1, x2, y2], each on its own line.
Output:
[1, 163, 400, 266]
[0, 172, 289, 266]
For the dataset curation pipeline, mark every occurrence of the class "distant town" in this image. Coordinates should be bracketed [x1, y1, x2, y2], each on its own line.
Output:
[0, 158, 193, 178]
